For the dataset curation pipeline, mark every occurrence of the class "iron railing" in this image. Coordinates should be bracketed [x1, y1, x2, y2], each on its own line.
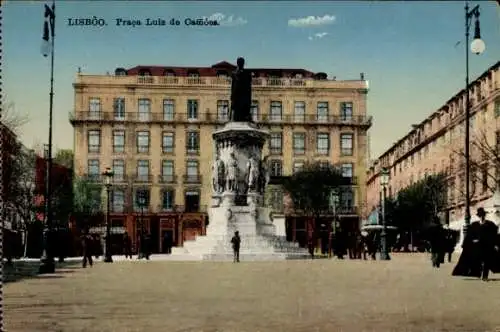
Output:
[70, 111, 372, 127]
[183, 174, 202, 184]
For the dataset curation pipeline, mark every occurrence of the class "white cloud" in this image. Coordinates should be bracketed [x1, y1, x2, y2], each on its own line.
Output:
[288, 15, 336, 27]
[308, 32, 329, 41]
[205, 13, 248, 26]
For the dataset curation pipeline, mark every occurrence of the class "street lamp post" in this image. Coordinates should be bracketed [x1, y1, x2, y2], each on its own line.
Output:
[39, 1, 56, 274]
[329, 190, 340, 258]
[137, 192, 146, 259]
[463, 2, 485, 239]
[380, 168, 391, 261]
[102, 167, 114, 263]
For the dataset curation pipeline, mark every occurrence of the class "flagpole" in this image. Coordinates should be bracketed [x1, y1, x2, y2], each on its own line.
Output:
[40, 0, 56, 274]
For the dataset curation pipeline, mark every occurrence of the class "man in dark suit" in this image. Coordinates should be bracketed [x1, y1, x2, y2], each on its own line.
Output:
[81, 229, 93, 268]
[477, 208, 499, 281]
[231, 231, 241, 263]
[428, 219, 446, 268]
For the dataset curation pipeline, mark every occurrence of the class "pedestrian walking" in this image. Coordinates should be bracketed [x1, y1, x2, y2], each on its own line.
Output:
[445, 230, 455, 263]
[123, 232, 132, 259]
[163, 232, 172, 254]
[366, 232, 378, 260]
[143, 233, 151, 260]
[81, 230, 93, 268]
[307, 236, 315, 259]
[477, 208, 498, 281]
[452, 208, 491, 279]
[428, 219, 446, 268]
[231, 231, 241, 263]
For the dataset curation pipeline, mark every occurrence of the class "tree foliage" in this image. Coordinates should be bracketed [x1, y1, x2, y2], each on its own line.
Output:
[389, 172, 448, 231]
[71, 176, 103, 230]
[282, 162, 349, 217]
[54, 149, 74, 169]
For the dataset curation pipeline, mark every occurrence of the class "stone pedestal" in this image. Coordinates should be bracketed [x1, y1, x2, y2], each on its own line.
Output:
[170, 121, 309, 261]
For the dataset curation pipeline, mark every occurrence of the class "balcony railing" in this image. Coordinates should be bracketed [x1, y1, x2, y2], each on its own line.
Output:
[157, 174, 177, 184]
[70, 111, 372, 127]
[111, 204, 127, 213]
[112, 174, 128, 183]
[183, 174, 202, 184]
[340, 176, 358, 185]
[75, 75, 368, 90]
[83, 174, 102, 182]
[175, 205, 208, 213]
[291, 205, 359, 216]
[133, 174, 153, 183]
[157, 204, 184, 213]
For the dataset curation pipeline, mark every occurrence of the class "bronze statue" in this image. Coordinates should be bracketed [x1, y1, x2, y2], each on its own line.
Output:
[230, 57, 252, 122]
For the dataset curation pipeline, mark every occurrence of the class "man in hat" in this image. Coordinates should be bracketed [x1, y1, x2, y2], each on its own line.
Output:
[428, 216, 446, 268]
[477, 207, 498, 281]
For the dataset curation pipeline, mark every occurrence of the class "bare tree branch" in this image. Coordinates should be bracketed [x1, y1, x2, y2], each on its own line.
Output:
[449, 129, 498, 196]
[0, 98, 30, 135]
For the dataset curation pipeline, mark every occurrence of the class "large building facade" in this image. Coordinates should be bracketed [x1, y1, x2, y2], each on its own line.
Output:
[71, 61, 371, 252]
[366, 61, 500, 225]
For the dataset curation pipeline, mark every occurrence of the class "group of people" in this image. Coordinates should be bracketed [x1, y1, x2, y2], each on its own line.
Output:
[427, 207, 500, 281]
[452, 207, 500, 281]
[80, 230, 153, 267]
[306, 230, 381, 260]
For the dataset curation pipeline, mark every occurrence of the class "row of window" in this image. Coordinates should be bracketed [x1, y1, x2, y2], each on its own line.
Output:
[88, 159, 355, 180]
[106, 188, 199, 212]
[386, 102, 500, 172]
[87, 130, 356, 156]
[88, 97, 355, 122]
[108, 186, 356, 214]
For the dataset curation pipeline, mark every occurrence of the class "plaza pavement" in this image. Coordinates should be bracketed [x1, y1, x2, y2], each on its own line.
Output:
[4, 253, 500, 332]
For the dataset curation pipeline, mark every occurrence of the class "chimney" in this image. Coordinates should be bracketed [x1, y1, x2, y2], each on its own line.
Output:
[360, 72, 365, 80]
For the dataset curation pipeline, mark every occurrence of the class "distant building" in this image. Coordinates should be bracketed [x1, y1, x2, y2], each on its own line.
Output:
[70, 61, 371, 252]
[366, 61, 500, 226]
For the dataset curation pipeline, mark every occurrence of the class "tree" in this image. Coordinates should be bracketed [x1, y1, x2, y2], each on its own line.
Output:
[282, 162, 349, 232]
[387, 173, 447, 252]
[6, 144, 37, 256]
[450, 128, 500, 196]
[390, 173, 448, 237]
[54, 149, 74, 169]
[0, 97, 29, 135]
[71, 176, 104, 231]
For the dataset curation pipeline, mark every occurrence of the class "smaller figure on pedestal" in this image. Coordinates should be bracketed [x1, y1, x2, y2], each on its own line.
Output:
[212, 157, 226, 194]
[225, 152, 239, 192]
[246, 157, 259, 192]
[258, 158, 270, 195]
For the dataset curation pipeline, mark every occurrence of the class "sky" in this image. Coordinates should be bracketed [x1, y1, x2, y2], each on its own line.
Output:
[3, 0, 500, 159]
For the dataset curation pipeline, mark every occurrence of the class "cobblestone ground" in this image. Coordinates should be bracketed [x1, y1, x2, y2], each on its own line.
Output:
[4, 254, 500, 332]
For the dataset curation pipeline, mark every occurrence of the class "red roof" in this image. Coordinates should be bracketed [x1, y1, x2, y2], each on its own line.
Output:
[125, 61, 316, 78]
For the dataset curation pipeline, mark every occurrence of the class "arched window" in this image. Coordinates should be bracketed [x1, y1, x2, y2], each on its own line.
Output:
[216, 70, 228, 78]
[138, 69, 152, 76]
[187, 70, 200, 78]
[163, 69, 176, 77]
[115, 68, 127, 76]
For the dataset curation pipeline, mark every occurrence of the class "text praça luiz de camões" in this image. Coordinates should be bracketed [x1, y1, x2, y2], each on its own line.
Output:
[67, 17, 221, 27]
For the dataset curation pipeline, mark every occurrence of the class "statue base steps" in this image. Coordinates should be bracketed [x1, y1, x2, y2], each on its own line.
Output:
[170, 205, 310, 261]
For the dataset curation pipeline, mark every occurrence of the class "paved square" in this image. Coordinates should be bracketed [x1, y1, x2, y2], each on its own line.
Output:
[4, 254, 500, 332]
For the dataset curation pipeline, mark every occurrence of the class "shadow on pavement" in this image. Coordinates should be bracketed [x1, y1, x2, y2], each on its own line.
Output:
[3, 260, 82, 283]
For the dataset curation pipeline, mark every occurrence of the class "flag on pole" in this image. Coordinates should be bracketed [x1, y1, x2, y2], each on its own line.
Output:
[41, 3, 55, 57]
